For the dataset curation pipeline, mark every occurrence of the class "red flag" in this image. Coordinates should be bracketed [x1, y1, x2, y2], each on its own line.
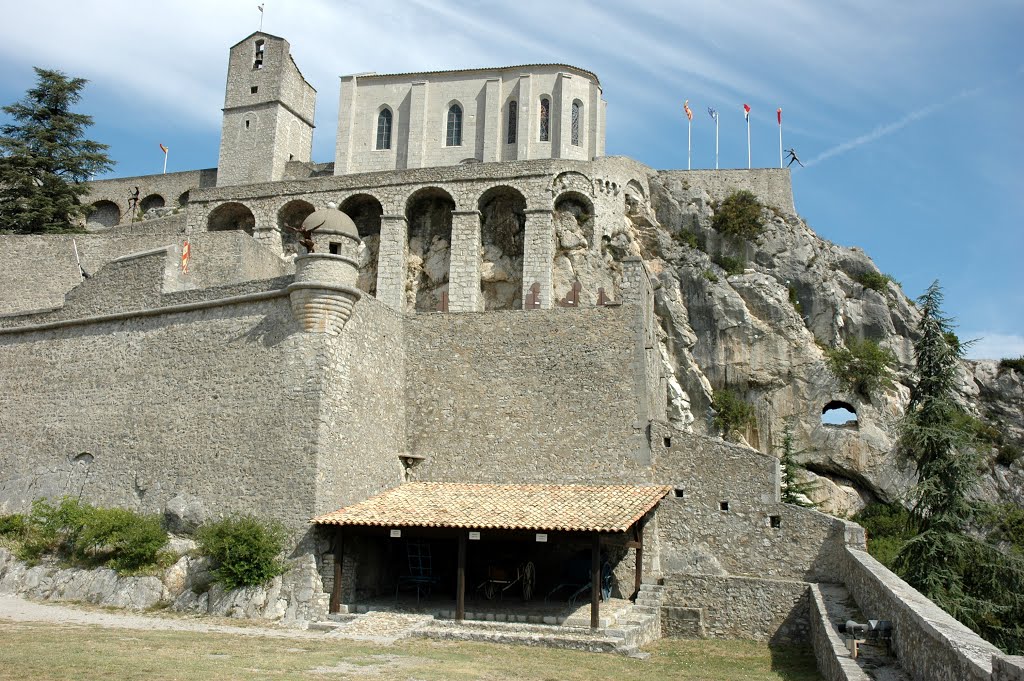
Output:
[159, 143, 168, 154]
[684, 99, 693, 121]
[777, 108, 782, 125]
[743, 103, 751, 121]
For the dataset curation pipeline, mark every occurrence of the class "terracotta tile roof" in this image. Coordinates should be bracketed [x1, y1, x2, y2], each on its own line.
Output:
[312, 483, 671, 533]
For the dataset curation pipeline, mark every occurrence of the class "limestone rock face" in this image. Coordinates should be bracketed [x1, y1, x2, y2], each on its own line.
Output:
[565, 169, 1023, 511]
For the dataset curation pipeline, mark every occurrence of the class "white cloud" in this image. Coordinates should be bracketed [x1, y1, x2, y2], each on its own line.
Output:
[964, 333, 1024, 360]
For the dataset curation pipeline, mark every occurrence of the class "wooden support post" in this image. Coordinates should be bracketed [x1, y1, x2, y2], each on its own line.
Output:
[633, 524, 644, 601]
[456, 531, 467, 621]
[329, 529, 343, 614]
[591, 532, 601, 630]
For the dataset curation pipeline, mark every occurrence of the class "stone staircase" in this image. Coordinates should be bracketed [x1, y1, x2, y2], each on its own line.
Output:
[603, 583, 664, 655]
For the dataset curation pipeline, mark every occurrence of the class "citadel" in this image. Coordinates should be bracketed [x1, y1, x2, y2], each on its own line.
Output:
[1, 32, 1022, 681]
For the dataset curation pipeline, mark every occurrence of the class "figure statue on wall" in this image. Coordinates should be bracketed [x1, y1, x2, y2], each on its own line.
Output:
[785, 148, 804, 168]
[285, 218, 324, 254]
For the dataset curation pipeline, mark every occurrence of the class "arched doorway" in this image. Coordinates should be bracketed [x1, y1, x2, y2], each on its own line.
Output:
[340, 193, 384, 296]
[207, 202, 255, 234]
[140, 194, 165, 215]
[87, 200, 120, 229]
[277, 199, 316, 255]
[405, 187, 454, 313]
[477, 185, 525, 310]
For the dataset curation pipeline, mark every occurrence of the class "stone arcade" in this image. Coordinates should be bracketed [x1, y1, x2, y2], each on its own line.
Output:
[2, 31, 1022, 681]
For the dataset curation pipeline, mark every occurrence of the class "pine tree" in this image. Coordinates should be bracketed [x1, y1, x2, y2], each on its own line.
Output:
[779, 426, 814, 507]
[0, 68, 113, 234]
[894, 281, 1024, 654]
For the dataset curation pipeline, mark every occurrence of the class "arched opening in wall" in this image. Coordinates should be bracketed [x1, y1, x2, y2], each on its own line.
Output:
[177, 191, 190, 207]
[277, 199, 316, 256]
[340, 193, 384, 296]
[554, 191, 594, 247]
[552, 190, 616, 305]
[624, 179, 646, 216]
[207, 202, 255, 235]
[87, 200, 120, 229]
[405, 187, 454, 313]
[478, 186, 526, 310]
[140, 194, 165, 215]
[822, 401, 859, 428]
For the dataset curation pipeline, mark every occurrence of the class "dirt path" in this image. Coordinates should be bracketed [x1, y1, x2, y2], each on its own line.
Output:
[0, 594, 323, 639]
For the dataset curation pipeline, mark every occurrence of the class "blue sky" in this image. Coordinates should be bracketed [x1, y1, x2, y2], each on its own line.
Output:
[1, 1, 1021, 358]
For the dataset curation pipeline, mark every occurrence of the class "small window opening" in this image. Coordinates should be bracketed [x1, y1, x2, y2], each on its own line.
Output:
[673, 488, 685, 499]
[251, 86, 258, 94]
[288, 154, 293, 161]
[663, 436, 672, 448]
[769, 515, 782, 529]
[73, 452, 94, 465]
[328, 242, 341, 255]
[539, 97, 550, 142]
[571, 100, 582, 146]
[507, 100, 518, 145]
[719, 501, 730, 512]
[245, 119, 251, 129]
[822, 400, 859, 428]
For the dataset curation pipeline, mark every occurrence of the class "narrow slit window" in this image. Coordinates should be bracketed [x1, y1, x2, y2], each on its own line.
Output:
[539, 97, 550, 142]
[446, 104, 463, 146]
[571, 100, 582, 146]
[253, 40, 265, 69]
[376, 108, 393, 150]
[507, 100, 518, 144]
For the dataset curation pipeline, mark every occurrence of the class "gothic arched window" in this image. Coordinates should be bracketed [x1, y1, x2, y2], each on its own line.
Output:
[571, 100, 582, 146]
[446, 104, 463, 146]
[376, 108, 392, 150]
[507, 101, 518, 145]
[539, 97, 550, 142]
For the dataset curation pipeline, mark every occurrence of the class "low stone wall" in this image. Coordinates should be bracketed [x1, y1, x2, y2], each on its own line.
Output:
[658, 168, 796, 214]
[808, 584, 870, 681]
[841, 547, 1024, 681]
[661, 573, 810, 645]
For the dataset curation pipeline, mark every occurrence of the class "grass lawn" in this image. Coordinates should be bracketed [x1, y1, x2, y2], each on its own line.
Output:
[0, 620, 821, 680]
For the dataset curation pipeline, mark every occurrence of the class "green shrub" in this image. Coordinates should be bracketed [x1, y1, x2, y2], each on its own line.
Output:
[997, 444, 1022, 467]
[712, 190, 764, 241]
[0, 514, 27, 537]
[711, 388, 754, 439]
[999, 357, 1024, 374]
[75, 507, 168, 571]
[702, 269, 718, 283]
[855, 271, 893, 293]
[674, 229, 699, 249]
[825, 338, 896, 398]
[989, 505, 1024, 555]
[14, 498, 167, 571]
[713, 254, 746, 276]
[852, 503, 912, 568]
[197, 515, 288, 589]
[788, 286, 803, 315]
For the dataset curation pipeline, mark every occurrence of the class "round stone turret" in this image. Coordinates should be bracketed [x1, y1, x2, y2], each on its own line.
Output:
[287, 203, 363, 334]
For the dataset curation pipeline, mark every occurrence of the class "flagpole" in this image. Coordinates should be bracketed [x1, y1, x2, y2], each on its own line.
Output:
[715, 117, 719, 170]
[747, 117, 751, 169]
[162, 148, 168, 175]
[778, 108, 783, 169]
[687, 120, 692, 170]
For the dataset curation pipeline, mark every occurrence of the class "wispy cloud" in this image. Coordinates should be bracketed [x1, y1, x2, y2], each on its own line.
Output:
[965, 333, 1024, 360]
[806, 68, 1023, 167]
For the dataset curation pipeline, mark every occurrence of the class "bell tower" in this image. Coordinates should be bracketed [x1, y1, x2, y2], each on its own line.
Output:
[216, 32, 316, 187]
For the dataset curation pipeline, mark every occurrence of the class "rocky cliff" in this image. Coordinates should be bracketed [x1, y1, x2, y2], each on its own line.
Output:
[593, 170, 1023, 515]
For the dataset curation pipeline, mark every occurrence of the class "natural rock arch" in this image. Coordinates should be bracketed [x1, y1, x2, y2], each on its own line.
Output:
[340, 193, 384, 296]
[87, 200, 120, 229]
[207, 202, 255, 235]
[405, 187, 454, 312]
[477, 185, 525, 310]
[278, 199, 316, 255]
[140, 194, 165, 214]
[821, 400, 858, 428]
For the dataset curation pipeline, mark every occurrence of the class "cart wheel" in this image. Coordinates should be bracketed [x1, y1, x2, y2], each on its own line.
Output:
[521, 561, 536, 601]
[484, 582, 497, 600]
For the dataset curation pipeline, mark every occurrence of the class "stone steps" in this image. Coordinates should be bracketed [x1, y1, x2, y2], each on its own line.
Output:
[420, 619, 621, 654]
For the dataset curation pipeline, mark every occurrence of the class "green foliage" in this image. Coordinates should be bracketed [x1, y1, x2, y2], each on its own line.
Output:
[852, 503, 912, 568]
[702, 269, 718, 283]
[711, 190, 764, 241]
[985, 504, 1024, 556]
[997, 444, 1022, 467]
[855, 271, 894, 293]
[197, 515, 288, 589]
[788, 286, 803, 315]
[779, 427, 814, 507]
[13, 498, 167, 571]
[674, 229, 699, 249]
[999, 357, 1024, 374]
[824, 338, 897, 399]
[713, 254, 746, 276]
[893, 282, 1024, 654]
[0, 67, 113, 234]
[0, 513, 27, 537]
[711, 388, 754, 440]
